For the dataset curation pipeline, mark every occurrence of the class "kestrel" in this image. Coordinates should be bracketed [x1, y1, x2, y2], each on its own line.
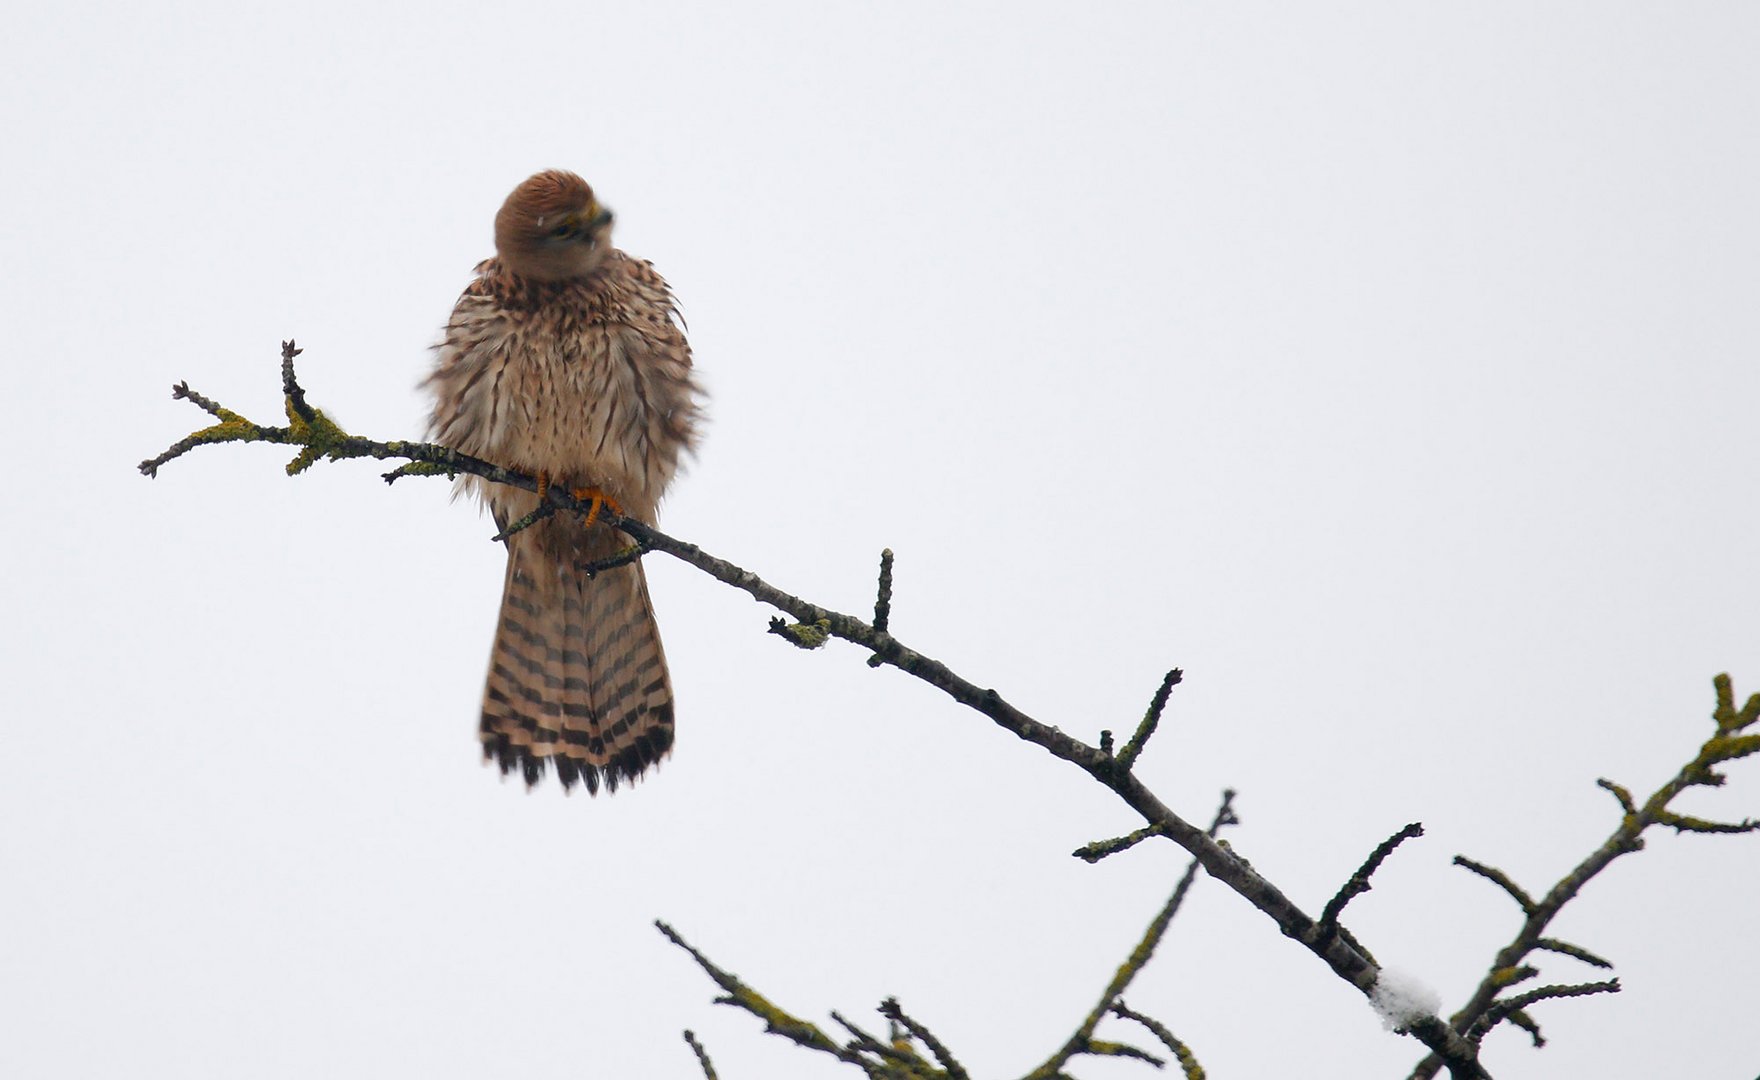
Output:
[427, 170, 702, 793]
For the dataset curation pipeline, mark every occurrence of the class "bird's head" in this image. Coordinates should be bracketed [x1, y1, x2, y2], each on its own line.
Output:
[494, 170, 616, 281]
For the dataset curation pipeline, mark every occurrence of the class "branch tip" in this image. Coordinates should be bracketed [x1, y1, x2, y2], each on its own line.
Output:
[1451, 855, 1536, 915]
[1110, 1001, 1205, 1080]
[878, 998, 969, 1080]
[1467, 979, 1621, 1042]
[682, 1030, 718, 1080]
[1595, 777, 1637, 814]
[872, 548, 894, 634]
[1319, 822, 1424, 934]
[281, 339, 315, 424]
[1073, 822, 1164, 863]
[490, 504, 559, 543]
[1116, 668, 1183, 773]
[1532, 938, 1614, 970]
[768, 616, 831, 650]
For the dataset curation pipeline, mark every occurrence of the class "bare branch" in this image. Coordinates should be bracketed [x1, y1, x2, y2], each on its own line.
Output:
[144, 359, 1458, 1064]
[489, 503, 559, 543]
[1503, 1009, 1544, 1048]
[828, 1012, 940, 1077]
[683, 1030, 719, 1080]
[1318, 822, 1424, 936]
[1411, 676, 1760, 1078]
[1466, 980, 1621, 1043]
[1115, 669, 1182, 773]
[1079, 1039, 1165, 1067]
[655, 921, 877, 1074]
[878, 998, 968, 1080]
[161, 356, 1760, 1080]
[1110, 1001, 1204, 1080]
[1595, 777, 1637, 815]
[1029, 790, 1237, 1080]
[1531, 939, 1613, 970]
[576, 541, 655, 579]
[280, 339, 315, 424]
[1073, 823, 1165, 864]
[873, 548, 894, 634]
[768, 616, 832, 650]
[1711, 672, 1760, 735]
[1653, 809, 1760, 835]
[1450, 857, 1537, 915]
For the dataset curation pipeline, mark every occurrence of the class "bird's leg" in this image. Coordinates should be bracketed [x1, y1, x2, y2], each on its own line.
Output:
[535, 471, 551, 503]
[570, 486, 624, 529]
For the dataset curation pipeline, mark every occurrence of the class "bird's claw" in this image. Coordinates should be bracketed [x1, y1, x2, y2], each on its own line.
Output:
[571, 486, 624, 528]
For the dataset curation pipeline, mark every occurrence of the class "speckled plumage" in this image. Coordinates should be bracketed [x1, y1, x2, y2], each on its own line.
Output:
[427, 170, 701, 793]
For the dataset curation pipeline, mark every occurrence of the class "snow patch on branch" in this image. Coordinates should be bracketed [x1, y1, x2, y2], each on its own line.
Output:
[1370, 968, 1441, 1031]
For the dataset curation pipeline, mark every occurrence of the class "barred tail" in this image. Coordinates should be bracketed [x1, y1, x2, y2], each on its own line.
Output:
[478, 526, 675, 793]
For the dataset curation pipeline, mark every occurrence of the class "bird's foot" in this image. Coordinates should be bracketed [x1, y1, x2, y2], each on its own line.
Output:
[571, 486, 624, 528]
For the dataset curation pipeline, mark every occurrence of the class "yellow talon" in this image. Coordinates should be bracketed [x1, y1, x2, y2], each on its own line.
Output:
[535, 471, 551, 503]
[570, 486, 623, 528]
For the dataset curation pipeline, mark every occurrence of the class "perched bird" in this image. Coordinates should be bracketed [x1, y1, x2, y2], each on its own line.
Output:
[427, 170, 702, 793]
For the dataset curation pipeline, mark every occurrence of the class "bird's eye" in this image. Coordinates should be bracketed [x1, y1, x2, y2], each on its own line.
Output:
[548, 224, 574, 239]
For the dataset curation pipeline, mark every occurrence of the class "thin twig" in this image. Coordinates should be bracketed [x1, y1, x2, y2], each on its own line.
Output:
[1115, 669, 1182, 773]
[576, 542, 653, 579]
[1410, 683, 1760, 1079]
[655, 921, 877, 1074]
[1465, 980, 1621, 1043]
[1028, 790, 1237, 1080]
[878, 999, 968, 1080]
[1318, 823, 1425, 936]
[683, 1031, 719, 1080]
[1110, 1001, 1204, 1080]
[1595, 777, 1637, 814]
[1532, 939, 1612, 970]
[1073, 823, 1165, 864]
[1450, 857, 1536, 915]
[873, 548, 894, 633]
[280, 339, 315, 423]
[489, 503, 559, 543]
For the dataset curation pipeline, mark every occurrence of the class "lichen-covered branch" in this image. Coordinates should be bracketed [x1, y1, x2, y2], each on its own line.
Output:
[1026, 790, 1236, 1079]
[1450, 857, 1536, 915]
[871, 548, 895, 636]
[140, 351, 1492, 1074]
[656, 921, 883, 1076]
[1463, 980, 1621, 1043]
[1318, 822, 1425, 937]
[660, 792, 1229, 1080]
[142, 351, 1758, 1080]
[1115, 669, 1182, 774]
[878, 999, 968, 1080]
[1073, 822, 1166, 864]
[1408, 676, 1760, 1079]
[140, 355, 1405, 1021]
[1111, 1001, 1205, 1080]
[682, 1030, 718, 1080]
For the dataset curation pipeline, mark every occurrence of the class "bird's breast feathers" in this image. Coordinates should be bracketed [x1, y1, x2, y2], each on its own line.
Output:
[429, 251, 699, 519]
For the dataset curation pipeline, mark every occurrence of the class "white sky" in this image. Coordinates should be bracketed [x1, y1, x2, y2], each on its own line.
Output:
[5, 3, 1758, 1078]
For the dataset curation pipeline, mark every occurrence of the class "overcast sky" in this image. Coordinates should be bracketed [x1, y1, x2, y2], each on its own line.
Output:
[5, 3, 1758, 1078]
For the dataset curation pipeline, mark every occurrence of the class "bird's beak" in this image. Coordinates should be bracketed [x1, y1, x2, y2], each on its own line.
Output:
[588, 208, 614, 232]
